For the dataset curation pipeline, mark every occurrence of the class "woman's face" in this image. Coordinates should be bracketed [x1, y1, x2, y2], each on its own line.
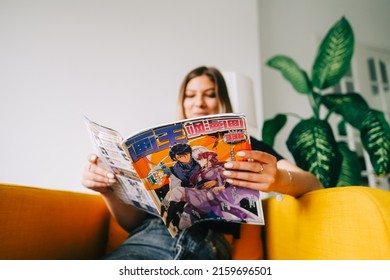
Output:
[183, 75, 220, 118]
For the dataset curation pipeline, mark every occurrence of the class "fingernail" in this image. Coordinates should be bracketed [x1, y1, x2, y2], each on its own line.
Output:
[237, 151, 245, 157]
[108, 179, 116, 184]
[91, 155, 98, 161]
[223, 170, 232, 176]
[226, 179, 233, 184]
[224, 162, 233, 168]
[107, 173, 115, 179]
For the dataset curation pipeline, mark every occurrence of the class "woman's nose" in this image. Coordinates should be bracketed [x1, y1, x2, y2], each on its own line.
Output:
[194, 95, 205, 107]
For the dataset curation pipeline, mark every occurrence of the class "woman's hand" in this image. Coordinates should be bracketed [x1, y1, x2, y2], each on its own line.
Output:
[222, 150, 323, 196]
[81, 154, 117, 194]
[222, 150, 282, 193]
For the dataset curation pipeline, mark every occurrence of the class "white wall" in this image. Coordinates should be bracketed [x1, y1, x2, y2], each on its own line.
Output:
[258, 0, 390, 161]
[2, 0, 389, 193]
[0, 0, 262, 192]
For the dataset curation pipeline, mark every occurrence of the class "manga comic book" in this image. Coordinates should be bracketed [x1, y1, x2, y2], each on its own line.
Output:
[85, 113, 264, 237]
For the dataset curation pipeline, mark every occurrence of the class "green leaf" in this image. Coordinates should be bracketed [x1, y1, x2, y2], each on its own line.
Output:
[262, 114, 287, 147]
[337, 119, 347, 136]
[267, 55, 312, 94]
[321, 92, 369, 128]
[360, 110, 390, 176]
[312, 17, 354, 89]
[336, 141, 363, 186]
[321, 92, 369, 111]
[286, 118, 342, 188]
[322, 93, 390, 176]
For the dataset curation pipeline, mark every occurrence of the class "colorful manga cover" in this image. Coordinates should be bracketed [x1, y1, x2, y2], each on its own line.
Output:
[85, 113, 264, 237]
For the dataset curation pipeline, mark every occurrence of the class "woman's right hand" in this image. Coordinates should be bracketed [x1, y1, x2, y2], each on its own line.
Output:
[81, 154, 116, 194]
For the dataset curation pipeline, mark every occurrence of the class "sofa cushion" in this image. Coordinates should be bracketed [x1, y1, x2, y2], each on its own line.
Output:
[263, 186, 390, 259]
[0, 183, 110, 260]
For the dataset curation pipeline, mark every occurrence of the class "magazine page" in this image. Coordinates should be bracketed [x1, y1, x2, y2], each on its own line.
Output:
[122, 113, 265, 237]
[84, 116, 159, 216]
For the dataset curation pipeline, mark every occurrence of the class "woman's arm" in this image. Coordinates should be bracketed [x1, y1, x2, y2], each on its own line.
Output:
[100, 190, 147, 233]
[275, 159, 323, 197]
[81, 154, 147, 233]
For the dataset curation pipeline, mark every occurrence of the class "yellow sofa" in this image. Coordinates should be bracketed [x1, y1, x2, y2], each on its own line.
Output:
[1, 182, 390, 260]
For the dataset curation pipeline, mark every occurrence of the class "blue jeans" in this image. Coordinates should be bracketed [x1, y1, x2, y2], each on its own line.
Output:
[105, 217, 231, 260]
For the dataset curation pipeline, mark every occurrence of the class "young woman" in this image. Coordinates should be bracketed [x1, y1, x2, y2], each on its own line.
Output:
[81, 66, 323, 259]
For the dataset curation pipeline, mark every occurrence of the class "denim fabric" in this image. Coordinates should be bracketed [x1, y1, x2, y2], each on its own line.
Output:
[105, 217, 231, 260]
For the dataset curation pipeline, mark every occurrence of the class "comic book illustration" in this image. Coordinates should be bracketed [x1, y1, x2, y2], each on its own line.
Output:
[121, 113, 264, 237]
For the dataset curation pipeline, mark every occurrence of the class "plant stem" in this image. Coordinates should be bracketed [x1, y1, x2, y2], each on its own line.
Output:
[285, 112, 304, 120]
[309, 90, 321, 119]
[324, 106, 338, 122]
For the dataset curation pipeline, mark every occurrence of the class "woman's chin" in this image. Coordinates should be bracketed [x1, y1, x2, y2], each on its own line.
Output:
[189, 113, 210, 118]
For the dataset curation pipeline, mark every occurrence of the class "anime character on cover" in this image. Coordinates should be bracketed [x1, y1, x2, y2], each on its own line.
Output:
[162, 142, 260, 230]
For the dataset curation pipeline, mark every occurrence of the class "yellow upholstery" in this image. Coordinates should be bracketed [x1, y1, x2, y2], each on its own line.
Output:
[263, 186, 390, 259]
[1, 182, 389, 260]
[0, 183, 110, 259]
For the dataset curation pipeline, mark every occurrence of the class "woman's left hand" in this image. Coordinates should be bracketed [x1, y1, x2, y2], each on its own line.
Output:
[222, 150, 279, 192]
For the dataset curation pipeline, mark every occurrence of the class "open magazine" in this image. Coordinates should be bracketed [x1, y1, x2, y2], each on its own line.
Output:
[85, 113, 264, 237]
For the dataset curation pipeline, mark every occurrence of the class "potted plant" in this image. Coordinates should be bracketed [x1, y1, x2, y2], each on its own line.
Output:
[262, 16, 390, 188]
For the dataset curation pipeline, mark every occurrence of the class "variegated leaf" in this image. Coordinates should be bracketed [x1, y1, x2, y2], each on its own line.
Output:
[267, 55, 312, 94]
[336, 141, 364, 186]
[286, 118, 342, 188]
[321, 92, 369, 129]
[360, 110, 390, 176]
[312, 17, 354, 89]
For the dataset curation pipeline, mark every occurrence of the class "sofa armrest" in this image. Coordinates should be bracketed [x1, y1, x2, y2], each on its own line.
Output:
[0, 183, 111, 260]
[263, 186, 390, 259]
